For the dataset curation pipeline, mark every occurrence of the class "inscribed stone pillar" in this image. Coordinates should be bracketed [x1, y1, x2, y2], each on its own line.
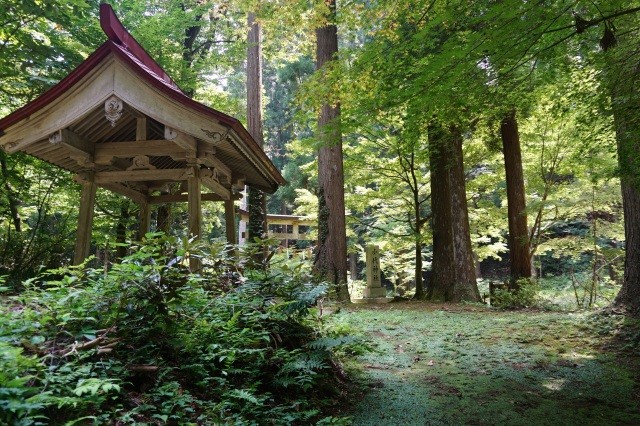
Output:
[364, 244, 386, 298]
[73, 173, 97, 265]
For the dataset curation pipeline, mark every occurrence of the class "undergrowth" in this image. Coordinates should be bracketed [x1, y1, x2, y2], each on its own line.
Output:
[0, 235, 352, 425]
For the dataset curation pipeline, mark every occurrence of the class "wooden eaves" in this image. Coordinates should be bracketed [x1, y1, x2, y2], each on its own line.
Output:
[0, 3, 285, 266]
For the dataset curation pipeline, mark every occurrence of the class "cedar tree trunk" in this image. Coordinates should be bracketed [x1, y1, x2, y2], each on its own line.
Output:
[156, 202, 171, 234]
[609, 64, 640, 314]
[414, 196, 425, 299]
[0, 152, 21, 232]
[500, 110, 532, 288]
[315, 0, 349, 300]
[247, 12, 267, 241]
[116, 201, 130, 259]
[428, 124, 480, 302]
[449, 127, 480, 301]
[601, 26, 640, 315]
[428, 124, 456, 300]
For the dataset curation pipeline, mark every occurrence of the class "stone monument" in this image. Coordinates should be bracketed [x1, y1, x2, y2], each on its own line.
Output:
[352, 244, 392, 303]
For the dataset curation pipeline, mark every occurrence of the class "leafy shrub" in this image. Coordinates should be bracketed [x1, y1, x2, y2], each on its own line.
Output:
[0, 235, 350, 425]
[492, 278, 539, 309]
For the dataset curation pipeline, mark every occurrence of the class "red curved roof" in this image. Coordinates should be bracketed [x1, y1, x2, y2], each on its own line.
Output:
[0, 4, 284, 188]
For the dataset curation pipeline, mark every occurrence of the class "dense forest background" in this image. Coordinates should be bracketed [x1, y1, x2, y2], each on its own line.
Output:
[3, 1, 640, 424]
[1, 0, 639, 312]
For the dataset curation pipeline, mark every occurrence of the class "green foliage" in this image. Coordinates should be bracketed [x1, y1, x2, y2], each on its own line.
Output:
[492, 278, 539, 309]
[0, 235, 350, 424]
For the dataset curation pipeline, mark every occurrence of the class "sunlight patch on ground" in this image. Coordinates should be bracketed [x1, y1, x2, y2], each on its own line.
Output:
[541, 378, 566, 391]
[326, 302, 640, 425]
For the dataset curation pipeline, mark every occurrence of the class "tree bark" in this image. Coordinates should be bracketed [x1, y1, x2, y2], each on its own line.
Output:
[414, 237, 424, 298]
[428, 124, 480, 302]
[247, 12, 267, 242]
[412, 155, 425, 299]
[115, 201, 130, 259]
[0, 151, 21, 232]
[428, 124, 455, 301]
[500, 110, 532, 288]
[602, 27, 640, 315]
[315, 0, 349, 301]
[156, 202, 171, 234]
[449, 127, 480, 301]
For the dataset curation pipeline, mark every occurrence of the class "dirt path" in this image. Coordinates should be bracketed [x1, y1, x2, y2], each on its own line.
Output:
[327, 302, 640, 425]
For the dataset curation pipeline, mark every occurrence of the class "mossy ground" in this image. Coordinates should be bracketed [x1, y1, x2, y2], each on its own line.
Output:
[326, 302, 640, 425]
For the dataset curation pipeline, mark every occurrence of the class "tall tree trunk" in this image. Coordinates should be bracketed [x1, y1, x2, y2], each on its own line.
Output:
[599, 27, 640, 315]
[247, 12, 267, 242]
[449, 127, 480, 301]
[315, 0, 349, 300]
[428, 124, 455, 301]
[156, 203, 171, 234]
[115, 201, 130, 259]
[500, 110, 532, 288]
[0, 152, 21, 232]
[181, 4, 204, 98]
[412, 155, 425, 299]
[414, 236, 424, 298]
[428, 124, 480, 302]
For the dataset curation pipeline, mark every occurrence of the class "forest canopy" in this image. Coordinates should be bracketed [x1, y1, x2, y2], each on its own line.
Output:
[0, 0, 639, 309]
[2, 0, 640, 424]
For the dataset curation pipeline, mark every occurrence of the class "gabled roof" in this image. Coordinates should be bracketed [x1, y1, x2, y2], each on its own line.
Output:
[0, 3, 284, 196]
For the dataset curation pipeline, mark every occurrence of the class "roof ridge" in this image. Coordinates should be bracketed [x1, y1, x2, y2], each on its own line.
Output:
[99, 3, 182, 93]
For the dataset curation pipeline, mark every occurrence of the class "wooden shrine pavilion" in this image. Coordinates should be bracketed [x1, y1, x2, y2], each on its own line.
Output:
[0, 4, 285, 265]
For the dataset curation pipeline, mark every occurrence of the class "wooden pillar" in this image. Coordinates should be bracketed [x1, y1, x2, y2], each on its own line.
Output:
[138, 202, 151, 240]
[224, 199, 237, 245]
[188, 166, 202, 271]
[73, 174, 97, 265]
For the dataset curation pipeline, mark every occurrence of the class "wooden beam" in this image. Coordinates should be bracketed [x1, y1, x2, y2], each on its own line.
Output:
[99, 182, 148, 204]
[138, 201, 151, 240]
[201, 176, 230, 200]
[94, 168, 188, 183]
[136, 117, 147, 141]
[198, 154, 231, 183]
[49, 128, 94, 155]
[73, 174, 97, 265]
[197, 143, 232, 181]
[148, 192, 237, 204]
[94, 140, 185, 164]
[165, 126, 196, 153]
[188, 167, 202, 271]
[225, 199, 237, 245]
[49, 128, 95, 168]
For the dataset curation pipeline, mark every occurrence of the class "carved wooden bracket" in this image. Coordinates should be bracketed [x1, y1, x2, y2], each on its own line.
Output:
[127, 155, 156, 171]
[200, 168, 219, 182]
[164, 126, 178, 140]
[200, 128, 228, 144]
[184, 166, 198, 179]
[49, 132, 63, 144]
[74, 171, 95, 184]
[4, 141, 18, 151]
[232, 176, 246, 190]
[105, 95, 123, 127]
[71, 153, 95, 169]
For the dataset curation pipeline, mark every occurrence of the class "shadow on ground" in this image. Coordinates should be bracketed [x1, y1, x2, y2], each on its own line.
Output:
[327, 302, 640, 425]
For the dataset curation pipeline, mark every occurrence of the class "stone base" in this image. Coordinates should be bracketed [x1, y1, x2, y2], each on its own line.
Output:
[351, 297, 393, 304]
[363, 287, 387, 298]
